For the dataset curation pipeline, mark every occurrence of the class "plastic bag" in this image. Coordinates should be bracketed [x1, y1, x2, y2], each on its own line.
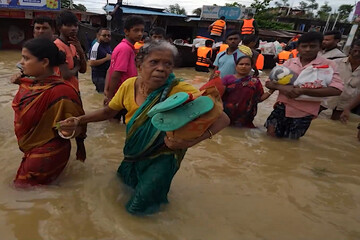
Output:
[293, 65, 334, 101]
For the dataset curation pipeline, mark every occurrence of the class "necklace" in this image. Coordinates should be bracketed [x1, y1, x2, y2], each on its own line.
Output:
[139, 81, 149, 97]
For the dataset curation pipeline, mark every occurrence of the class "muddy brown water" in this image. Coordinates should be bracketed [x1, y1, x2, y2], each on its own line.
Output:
[0, 50, 360, 240]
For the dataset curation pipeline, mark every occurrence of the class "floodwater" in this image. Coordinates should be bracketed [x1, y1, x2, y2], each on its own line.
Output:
[0, 50, 360, 240]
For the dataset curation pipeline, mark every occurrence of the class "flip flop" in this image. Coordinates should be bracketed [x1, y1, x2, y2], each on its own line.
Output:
[151, 96, 214, 131]
[147, 92, 190, 117]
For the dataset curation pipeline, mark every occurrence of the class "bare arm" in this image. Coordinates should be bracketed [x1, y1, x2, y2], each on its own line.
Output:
[107, 71, 122, 99]
[59, 63, 80, 80]
[58, 106, 119, 134]
[89, 54, 111, 67]
[340, 93, 360, 123]
[69, 36, 87, 73]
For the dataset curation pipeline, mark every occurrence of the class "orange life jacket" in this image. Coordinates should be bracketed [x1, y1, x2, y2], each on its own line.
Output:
[290, 49, 298, 58]
[211, 20, 226, 36]
[241, 19, 255, 35]
[219, 43, 229, 53]
[196, 46, 213, 67]
[256, 53, 264, 70]
[277, 50, 291, 65]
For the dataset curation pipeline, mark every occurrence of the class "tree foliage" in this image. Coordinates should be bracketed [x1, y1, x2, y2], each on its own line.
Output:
[317, 1, 332, 20]
[192, 7, 202, 16]
[275, 0, 289, 8]
[250, 0, 272, 13]
[166, 4, 187, 15]
[61, 0, 87, 12]
[225, 2, 246, 8]
[298, 0, 318, 12]
[338, 4, 354, 22]
[256, 11, 293, 30]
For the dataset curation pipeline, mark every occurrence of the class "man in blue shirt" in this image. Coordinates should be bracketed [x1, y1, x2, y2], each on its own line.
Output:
[89, 28, 112, 93]
[213, 31, 244, 78]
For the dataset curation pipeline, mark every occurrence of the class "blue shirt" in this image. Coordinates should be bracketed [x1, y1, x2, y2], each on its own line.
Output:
[90, 42, 112, 78]
[214, 49, 244, 78]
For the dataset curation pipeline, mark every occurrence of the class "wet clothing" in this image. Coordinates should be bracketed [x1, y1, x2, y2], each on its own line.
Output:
[12, 76, 85, 186]
[108, 73, 198, 214]
[107, 38, 137, 91]
[319, 48, 346, 60]
[214, 49, 245, 78]
[265, 103, 313, 140]
[90, 42, 112, 92]
[222, 75, 264, 128]
[54, 38, 80, 91]
[325, 57, 360, 111]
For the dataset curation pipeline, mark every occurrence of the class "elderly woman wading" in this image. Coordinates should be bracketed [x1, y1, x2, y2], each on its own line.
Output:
[59, 40, 230, 215]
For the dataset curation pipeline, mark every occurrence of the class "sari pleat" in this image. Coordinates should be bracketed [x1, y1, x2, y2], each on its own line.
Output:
[12, 76, 85, 186]
[117, 73, 186, 215]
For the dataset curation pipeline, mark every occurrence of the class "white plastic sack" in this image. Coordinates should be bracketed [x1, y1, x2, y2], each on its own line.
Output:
[293, 65, 334, 101]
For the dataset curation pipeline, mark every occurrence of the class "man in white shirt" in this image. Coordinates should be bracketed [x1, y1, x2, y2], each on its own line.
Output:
[319, 31, 346, 60]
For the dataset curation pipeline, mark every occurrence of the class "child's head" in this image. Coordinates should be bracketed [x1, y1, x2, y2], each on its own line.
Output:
[242, 34, 258, 49]
[124, 15, 145, 43]
[235, 55, 253, 76]
[150, 27, 166, 41]
[297, 31, 323, 60]
[205, 40, 213, 47]
[56, 10, 79, 38]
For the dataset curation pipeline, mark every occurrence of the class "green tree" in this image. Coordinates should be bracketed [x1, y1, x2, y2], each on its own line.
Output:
[275, 0, 289, 8]
[338, 4, 354, 22]
[225, 2, 246, 8]
[250, 0, 272, 13]
[74, 4, 87, 12]
[60, 0, 87, 11]
[166, 4, 187, 15]
[298, 0, 318, 12]
[61, 0, 70, 9]
[317, 2, 332, 20]
[192, 7, 202, 16]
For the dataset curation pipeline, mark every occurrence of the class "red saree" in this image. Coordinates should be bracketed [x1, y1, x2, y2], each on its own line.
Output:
[12, 76, 85, 186]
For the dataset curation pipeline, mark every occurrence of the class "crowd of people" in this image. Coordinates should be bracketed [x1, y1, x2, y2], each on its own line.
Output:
[8, 10, 360, 215]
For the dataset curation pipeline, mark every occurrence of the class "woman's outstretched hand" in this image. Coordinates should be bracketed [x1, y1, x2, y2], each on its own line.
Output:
[58, 117, 80, 133]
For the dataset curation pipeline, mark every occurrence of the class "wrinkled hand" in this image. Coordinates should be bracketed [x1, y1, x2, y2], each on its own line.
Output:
[58, 117, 80, 133]
[164, 136, 194, 150]
[10, 73, 22, 84]
[340, 109, 350, 124]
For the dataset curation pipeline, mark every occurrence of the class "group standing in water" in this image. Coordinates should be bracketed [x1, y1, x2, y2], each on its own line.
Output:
[9, 9, 360, 215]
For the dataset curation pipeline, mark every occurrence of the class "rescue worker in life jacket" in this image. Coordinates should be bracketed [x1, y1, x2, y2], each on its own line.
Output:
[208, 16, 226, 43]
[275, 45, 292, 65]
[239, 12, 258, 39]
[195, 40, 214, 72]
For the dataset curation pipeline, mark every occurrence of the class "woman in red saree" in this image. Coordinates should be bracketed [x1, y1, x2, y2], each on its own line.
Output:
[222, 56, 273, 128]
[12, 38, 86, 187]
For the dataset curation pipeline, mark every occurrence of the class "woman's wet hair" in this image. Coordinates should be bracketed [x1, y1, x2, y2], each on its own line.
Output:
[235, 55, 253, 66]
[23, 38, 66, 67]
[136, 40, 178, 65]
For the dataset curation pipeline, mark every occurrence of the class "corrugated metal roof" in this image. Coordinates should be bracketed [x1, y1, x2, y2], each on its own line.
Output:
[103, 5, 186, 18]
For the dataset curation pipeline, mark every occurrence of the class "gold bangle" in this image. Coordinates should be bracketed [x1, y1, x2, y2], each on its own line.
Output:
[207, 129, 213, 139]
